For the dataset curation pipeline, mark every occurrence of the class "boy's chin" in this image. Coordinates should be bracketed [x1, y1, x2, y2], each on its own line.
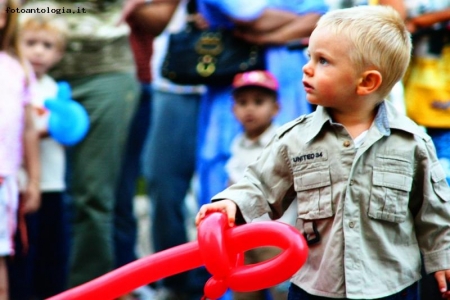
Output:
[305, 96, 319, 106]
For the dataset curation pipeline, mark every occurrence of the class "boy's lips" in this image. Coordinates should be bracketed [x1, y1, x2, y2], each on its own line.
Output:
[243, 116, 255, 123]
[303, 81, 313, 92]
[31, 62, 43, 68]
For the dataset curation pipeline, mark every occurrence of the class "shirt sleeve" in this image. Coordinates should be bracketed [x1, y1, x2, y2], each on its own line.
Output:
[414, 138, 450, 273]
[212, 134, 294, 223]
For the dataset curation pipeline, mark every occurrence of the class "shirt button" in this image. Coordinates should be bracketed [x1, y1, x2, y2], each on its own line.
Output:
[349, 180, 354, 185]
[349, 221, 355, 228]
[343, 140, 351, 147]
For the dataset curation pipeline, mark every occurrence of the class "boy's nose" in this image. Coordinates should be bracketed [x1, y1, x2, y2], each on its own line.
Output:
[32, 44, 45, 54]
[245, 104, 256, 112]
[302, 62, 313, 77]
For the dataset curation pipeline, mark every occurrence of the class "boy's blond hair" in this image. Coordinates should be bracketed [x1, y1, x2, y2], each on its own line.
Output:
[316, 5, 411, 98]
[19, 3, 68, 51]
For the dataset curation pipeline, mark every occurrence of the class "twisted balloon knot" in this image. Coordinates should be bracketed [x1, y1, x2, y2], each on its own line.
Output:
[197, 213, 308, 299]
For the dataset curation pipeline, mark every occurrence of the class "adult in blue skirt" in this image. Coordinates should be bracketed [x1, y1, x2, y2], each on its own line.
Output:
[196, 0, 329, 212]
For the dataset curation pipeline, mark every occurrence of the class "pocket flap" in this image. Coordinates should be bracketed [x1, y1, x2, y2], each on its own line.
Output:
[431, 162, 447, 183]
[431, 163, 450, 202]
[373, 170, 412, 192]
[294, 168, 331, 191]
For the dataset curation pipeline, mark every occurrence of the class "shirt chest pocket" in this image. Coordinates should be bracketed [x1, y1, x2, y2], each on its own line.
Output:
[369, 166, 413, 223]
[293, 167, 333, 220]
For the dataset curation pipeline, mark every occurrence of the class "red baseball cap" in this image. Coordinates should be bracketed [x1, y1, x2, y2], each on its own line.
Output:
[232, 70, 279, 93]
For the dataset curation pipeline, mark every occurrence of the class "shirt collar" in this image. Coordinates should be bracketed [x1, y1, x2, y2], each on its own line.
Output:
[373, 101, 391, 136]
[303, 106, 331, 143]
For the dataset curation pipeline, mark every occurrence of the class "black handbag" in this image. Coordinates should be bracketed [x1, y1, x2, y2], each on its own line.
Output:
[161, 23, 266, 86]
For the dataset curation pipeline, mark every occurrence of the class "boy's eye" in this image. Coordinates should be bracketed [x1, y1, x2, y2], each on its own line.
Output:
[254, 98, 265, 106]
[319, 57, 328, 65]
[235, 99, 248, 107]
[25, 39, 37, 46]
[43, 42, 54, 49]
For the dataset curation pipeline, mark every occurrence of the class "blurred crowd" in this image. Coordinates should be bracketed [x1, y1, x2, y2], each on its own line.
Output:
[0, 0, 449, 300]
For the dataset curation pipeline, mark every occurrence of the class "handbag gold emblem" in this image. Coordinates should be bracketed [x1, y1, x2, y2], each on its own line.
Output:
[195, 32, 223, 77]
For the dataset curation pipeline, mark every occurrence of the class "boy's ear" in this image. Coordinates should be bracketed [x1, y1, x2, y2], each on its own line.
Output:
[273, 100, 280, 115]
[356, 70, 382, 96]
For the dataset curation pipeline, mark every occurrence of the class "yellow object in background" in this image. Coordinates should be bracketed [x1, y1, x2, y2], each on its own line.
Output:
[404, 46, 450, 128]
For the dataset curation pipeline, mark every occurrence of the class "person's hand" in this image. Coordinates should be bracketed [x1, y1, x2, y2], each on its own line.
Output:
[195, 199, 237, 228]
[21, 181, 41, 214]
[434, 270, 450, 299]
[186, 12, 209, 30]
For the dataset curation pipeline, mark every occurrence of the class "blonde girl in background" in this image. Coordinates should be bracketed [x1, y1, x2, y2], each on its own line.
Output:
[0, 0, 40, 298]
[7, 8, 69, 299]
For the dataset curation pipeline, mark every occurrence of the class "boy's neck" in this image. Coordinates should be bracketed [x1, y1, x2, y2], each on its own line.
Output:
[245, 123, 272, 141]
[329, 106, 378, 139]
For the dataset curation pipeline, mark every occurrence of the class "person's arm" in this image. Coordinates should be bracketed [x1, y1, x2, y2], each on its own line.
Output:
[407, 8, 450, 30]
[232, 8, 299, 34]
[234, 10, 321, 46]
[22, 104, 41, 213]
[119, 0, 180, 36]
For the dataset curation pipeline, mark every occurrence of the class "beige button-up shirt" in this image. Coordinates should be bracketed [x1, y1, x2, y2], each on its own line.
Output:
[212, 101, 450, 298]
[225, 124, 278, 185]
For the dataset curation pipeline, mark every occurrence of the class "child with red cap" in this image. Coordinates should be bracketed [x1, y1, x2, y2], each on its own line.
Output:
[226, 70, 280, 186]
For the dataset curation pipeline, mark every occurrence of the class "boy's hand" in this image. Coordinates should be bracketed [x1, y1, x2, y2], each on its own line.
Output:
[435, 270, 450, 299]
[195, 199, 238, 228]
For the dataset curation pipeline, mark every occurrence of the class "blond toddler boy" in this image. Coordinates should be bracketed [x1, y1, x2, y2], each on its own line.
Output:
[197, 6, 450, 299]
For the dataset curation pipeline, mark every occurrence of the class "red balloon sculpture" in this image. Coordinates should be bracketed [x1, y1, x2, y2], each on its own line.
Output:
[47, 212, 308, 300]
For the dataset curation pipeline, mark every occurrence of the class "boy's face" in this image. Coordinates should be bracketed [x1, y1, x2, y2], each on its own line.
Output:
[302, 27, 361, 110]
[232, 87, 279, 139]
[21, 29, 63, 79]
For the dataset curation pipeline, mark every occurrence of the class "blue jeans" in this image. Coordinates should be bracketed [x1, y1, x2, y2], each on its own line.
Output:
[287, 282, 419, 300]
[142, 90, 209, 296]
[113, 83, 152, 268]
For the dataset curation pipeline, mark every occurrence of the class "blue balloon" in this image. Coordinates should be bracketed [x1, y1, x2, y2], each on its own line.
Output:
[44, 81, 90, 146]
